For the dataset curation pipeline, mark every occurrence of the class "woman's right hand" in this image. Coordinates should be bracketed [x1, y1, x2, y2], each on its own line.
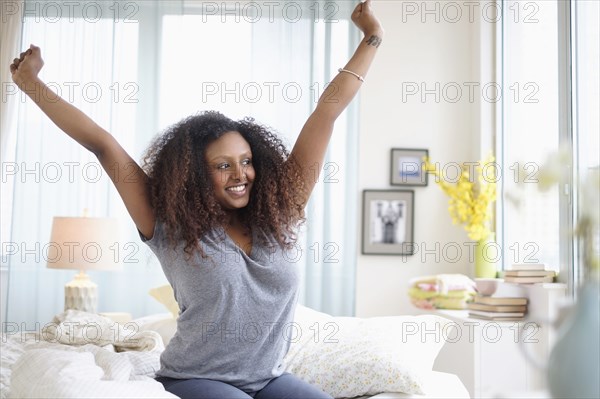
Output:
[10, 44, 44, 88]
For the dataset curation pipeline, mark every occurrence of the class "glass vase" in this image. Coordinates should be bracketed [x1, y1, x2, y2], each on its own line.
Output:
[474, 233, 498, 278]
[547, 278, 600, 398]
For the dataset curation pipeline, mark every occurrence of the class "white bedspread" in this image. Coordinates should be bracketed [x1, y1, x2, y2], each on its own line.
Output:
[2, 310, 177, 399]
[8, 343, 177, 398]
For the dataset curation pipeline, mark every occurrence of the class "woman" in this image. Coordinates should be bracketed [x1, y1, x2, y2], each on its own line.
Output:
[10, 1, 383, 397]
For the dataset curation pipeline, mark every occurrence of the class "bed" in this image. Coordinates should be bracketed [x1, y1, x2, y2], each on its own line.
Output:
[1, 303, 469, 398]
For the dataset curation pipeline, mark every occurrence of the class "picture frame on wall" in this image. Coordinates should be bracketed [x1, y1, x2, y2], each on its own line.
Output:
[362, 190, 415, 255]
[390, 148, 429, 186]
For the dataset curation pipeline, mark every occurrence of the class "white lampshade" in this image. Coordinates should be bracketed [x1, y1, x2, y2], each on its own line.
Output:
[47, 216, 121, 313]
[47, 217, 121, 271]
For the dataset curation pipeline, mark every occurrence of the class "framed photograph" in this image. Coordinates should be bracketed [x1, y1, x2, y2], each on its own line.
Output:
[390, 148, 429, 186]
[362, 190, 415, 255]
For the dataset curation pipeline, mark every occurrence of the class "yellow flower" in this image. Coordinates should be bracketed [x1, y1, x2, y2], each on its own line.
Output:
[424, 155, 497, 241]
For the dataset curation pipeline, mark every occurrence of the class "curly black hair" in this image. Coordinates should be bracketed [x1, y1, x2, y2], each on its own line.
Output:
[142, 111, 306, 257]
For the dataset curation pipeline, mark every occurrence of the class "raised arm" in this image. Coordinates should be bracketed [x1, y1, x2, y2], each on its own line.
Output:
[10, 45, 155, 238]
[290, 0, 383, 205]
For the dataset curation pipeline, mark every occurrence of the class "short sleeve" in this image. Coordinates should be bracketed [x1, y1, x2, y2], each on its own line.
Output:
[138, 221, 162, 247]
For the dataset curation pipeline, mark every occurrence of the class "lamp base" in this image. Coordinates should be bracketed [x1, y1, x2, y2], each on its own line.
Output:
[65, 271, 98, 313]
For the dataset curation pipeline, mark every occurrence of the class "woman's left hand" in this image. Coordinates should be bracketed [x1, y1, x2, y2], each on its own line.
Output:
[351, 0, 384, 37]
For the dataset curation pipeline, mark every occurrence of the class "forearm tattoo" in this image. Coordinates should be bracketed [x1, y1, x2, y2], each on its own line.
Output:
[366, 35, 382, 48]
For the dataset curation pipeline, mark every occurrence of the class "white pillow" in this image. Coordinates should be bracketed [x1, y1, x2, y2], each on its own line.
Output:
[283, 305, 454, 397]
[134, 313, 177, 346]
[149, 285, 179, 319]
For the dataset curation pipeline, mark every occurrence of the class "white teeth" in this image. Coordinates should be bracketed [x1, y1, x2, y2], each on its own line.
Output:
[227, 185, 245, 192]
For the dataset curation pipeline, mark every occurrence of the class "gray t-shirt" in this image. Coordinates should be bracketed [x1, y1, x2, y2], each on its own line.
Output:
[141, 222, 300, 392]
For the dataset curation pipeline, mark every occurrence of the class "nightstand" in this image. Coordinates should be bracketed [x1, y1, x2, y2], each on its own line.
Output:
[415, 283, 566, 398]
[429, 309, 545, 398]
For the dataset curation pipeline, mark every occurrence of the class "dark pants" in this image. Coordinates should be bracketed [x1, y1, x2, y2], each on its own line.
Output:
[156, 373, 334, 399]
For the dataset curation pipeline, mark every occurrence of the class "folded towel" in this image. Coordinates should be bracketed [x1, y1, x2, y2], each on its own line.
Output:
[408, 287, 472, 300]
[410, 274, 476, 295]
[409, 274, 476, 310]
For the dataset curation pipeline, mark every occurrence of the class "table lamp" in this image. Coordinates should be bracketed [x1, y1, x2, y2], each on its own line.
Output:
[46, 216, 121, 313]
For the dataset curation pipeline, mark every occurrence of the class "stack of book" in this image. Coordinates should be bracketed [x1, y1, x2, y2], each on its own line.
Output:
[504, 263, 556, 284]
[467, 295, 528, 321]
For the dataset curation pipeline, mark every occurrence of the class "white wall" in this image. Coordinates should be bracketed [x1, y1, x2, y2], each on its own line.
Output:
[356, 1, 488, 316]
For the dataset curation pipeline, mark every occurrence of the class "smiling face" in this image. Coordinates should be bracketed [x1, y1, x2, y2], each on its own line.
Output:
[205, 131, 255, 211]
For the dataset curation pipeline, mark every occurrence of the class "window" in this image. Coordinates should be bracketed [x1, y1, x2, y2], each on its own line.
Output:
[499, 0, 599, 288]
[3, 12, 142, 325]
[500, 0, 561, 272]
[573, 0, 600, 285]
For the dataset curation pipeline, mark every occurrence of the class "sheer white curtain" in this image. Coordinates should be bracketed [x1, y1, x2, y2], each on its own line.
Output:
[0, 0, 24, 327]
[3, 0, 359, 328]
[3, 1, 168, 327]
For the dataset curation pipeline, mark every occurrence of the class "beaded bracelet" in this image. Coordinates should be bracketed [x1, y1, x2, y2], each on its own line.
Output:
[338, 68, 365, 82]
